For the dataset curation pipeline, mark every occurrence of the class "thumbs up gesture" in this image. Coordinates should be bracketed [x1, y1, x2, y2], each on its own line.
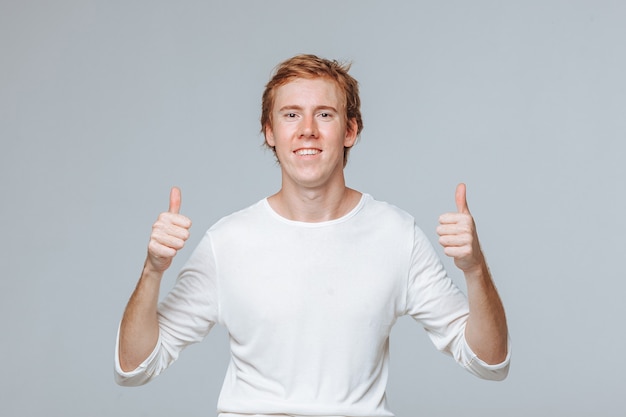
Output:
[437, 183, 485, 274]
[146, 187, 192, 273]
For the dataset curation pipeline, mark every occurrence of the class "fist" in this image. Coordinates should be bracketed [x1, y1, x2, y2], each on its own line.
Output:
[146, 187, 192, 272]
[437, 183, 485, 274]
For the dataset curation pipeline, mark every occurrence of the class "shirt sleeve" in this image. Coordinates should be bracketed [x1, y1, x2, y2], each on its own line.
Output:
[405, 224, 510, 381]
[114, 231, 220, 386]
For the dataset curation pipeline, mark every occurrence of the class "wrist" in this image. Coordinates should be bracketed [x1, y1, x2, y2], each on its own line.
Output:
[463, 260, 490, 282]
[142, 257, 167, 279]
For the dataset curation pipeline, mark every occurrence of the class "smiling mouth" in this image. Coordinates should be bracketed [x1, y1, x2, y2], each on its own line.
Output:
[295, 149, 321, 156]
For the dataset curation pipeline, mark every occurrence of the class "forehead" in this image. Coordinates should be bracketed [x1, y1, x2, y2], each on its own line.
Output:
[272, 77, 345, 109]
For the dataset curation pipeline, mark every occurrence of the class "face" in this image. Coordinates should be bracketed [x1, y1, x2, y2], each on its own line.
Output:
[265, 77, 357, 191]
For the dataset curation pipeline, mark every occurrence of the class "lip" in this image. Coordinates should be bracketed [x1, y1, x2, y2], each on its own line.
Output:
[293, 148, 322, 156]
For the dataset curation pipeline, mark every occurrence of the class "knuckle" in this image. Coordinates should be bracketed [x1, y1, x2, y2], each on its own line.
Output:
[148, 240, 162, 255]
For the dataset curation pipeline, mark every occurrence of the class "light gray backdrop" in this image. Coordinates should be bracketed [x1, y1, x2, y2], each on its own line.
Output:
[1, 1, 624, 416]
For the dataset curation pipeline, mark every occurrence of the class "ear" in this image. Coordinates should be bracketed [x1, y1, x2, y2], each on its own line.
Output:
[344, 118, 358, 147]
[265, 124, 276, 147]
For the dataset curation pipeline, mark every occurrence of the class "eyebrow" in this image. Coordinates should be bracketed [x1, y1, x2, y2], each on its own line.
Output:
[278, 105, 339, 113]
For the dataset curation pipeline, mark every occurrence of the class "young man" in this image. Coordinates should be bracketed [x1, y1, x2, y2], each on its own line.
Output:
[115, 54, 510, 416]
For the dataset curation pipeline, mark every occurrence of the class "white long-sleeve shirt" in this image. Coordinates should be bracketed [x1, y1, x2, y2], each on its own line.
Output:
[115, 194, 510, 416]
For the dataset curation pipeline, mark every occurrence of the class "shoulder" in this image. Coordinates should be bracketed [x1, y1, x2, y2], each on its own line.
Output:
[207, 198, 268, 234]
[361, 193, 415, 225]
[352, 194, 421, 245]
[360, 194, 436, 246]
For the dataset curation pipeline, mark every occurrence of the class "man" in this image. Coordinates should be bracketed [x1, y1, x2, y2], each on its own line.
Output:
[115, 54, 510, 416]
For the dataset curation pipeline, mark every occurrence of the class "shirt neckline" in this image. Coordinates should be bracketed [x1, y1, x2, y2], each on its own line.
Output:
[262, 193, 370, 227]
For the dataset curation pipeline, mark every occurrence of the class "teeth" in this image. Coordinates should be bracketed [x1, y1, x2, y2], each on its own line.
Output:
[296, 149, 320, 155]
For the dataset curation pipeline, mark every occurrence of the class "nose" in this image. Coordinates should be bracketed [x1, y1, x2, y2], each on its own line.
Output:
[299, 115, 318, 138]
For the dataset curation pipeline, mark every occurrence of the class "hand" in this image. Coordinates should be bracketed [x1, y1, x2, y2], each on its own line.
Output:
[437, 183, 485, 274]
[146, 187, 192, 273]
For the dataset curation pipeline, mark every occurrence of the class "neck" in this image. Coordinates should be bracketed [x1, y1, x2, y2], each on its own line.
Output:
[268, 182, 362, 223]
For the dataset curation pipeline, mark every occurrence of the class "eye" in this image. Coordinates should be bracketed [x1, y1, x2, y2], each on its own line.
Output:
[285, 112, 297, 118]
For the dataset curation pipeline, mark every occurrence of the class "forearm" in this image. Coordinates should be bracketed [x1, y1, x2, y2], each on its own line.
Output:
[464, 262, 508, 365]
[118, 260, 163, 372]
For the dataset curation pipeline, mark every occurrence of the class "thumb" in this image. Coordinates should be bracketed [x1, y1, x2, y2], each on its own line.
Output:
[168, 186, 182, 214]
[455, 183, 470, 214]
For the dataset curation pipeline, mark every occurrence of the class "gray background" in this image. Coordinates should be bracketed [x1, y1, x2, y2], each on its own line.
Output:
[1, 1, 625, 416]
